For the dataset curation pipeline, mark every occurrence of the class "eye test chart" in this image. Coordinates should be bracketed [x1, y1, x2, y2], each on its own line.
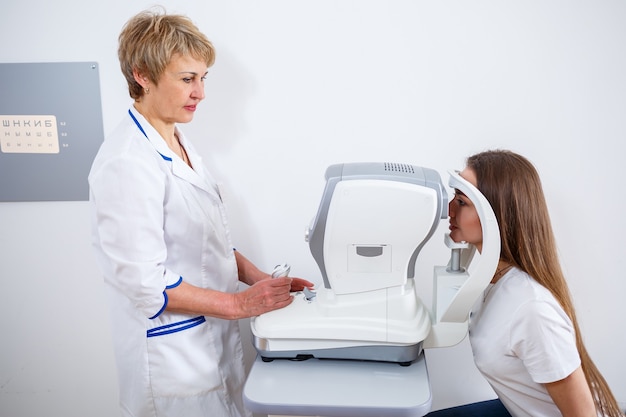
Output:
[0, 62, 104, 201]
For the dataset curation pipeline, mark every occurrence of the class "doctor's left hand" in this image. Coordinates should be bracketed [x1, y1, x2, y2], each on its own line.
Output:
[234, 277, 296, 317]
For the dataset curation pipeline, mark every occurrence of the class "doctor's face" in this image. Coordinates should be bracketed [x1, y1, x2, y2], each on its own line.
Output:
[147, 54, 208, 125]
[448, 167, 483, 252]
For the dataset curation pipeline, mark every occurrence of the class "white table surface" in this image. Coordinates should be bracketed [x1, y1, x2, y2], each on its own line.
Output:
[244, 354, 432, 417]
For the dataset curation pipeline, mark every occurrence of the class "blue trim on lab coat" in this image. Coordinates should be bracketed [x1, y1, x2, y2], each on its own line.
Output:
[147, 316, 207, 338]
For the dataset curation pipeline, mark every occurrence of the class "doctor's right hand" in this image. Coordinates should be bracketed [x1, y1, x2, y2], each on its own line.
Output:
[234, 277, 294, 317]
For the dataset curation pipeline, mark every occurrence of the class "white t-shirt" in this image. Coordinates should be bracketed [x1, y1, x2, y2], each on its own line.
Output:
[469, 267, 581, 417]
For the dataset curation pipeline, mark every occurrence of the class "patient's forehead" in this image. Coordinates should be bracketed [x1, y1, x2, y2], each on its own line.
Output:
[459, 167, 477, 187]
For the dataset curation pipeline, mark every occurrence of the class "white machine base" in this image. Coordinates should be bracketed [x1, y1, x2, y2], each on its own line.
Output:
[250, 283, 431, 366]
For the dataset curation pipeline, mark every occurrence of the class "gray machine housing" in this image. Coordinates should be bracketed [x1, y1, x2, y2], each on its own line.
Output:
[308, 162, 448, 290]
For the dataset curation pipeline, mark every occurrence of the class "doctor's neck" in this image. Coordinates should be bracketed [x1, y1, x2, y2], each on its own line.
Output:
[133, 102, 177, 146]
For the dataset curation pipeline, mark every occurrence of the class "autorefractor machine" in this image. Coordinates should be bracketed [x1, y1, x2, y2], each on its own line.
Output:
[250, 162, 500, 365]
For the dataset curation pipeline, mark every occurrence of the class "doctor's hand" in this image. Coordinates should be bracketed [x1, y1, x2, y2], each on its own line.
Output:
[234, 277, 295, 317]
[165, 279, 299, 320]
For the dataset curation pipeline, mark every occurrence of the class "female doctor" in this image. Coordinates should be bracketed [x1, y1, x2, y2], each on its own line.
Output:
[89, 9, 313, 417]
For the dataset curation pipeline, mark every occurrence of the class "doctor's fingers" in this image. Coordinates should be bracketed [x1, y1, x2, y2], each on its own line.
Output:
[240, 292, 294, 317]
[255, 279, 293, 303]
[289, 277, 315, 292]
[237, 282, 293, 316]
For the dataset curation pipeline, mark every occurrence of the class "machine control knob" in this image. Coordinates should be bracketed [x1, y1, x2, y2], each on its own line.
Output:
[303, 287, 317, 302]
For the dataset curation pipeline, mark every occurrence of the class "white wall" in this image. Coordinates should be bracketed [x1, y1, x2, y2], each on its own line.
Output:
[1, 1, 625, 416]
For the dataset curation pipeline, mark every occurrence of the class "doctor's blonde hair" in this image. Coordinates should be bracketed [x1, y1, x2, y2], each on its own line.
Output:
[467, 149, 623, 417]
[118, 8, 216, 100]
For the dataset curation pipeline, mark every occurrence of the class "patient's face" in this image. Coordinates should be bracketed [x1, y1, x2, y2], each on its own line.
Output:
[448, 168, 483, 252]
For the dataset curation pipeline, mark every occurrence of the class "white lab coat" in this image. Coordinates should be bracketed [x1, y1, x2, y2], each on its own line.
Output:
[89, 107, 251, 417]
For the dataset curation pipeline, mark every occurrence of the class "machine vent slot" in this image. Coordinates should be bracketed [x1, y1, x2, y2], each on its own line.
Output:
[384, 162, 415, 173]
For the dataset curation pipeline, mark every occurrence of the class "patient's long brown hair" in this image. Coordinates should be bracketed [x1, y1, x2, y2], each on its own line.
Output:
[467, 149, 623, 417]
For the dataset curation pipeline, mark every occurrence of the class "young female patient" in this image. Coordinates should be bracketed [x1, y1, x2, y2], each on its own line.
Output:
[428, 150, 623, 417]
